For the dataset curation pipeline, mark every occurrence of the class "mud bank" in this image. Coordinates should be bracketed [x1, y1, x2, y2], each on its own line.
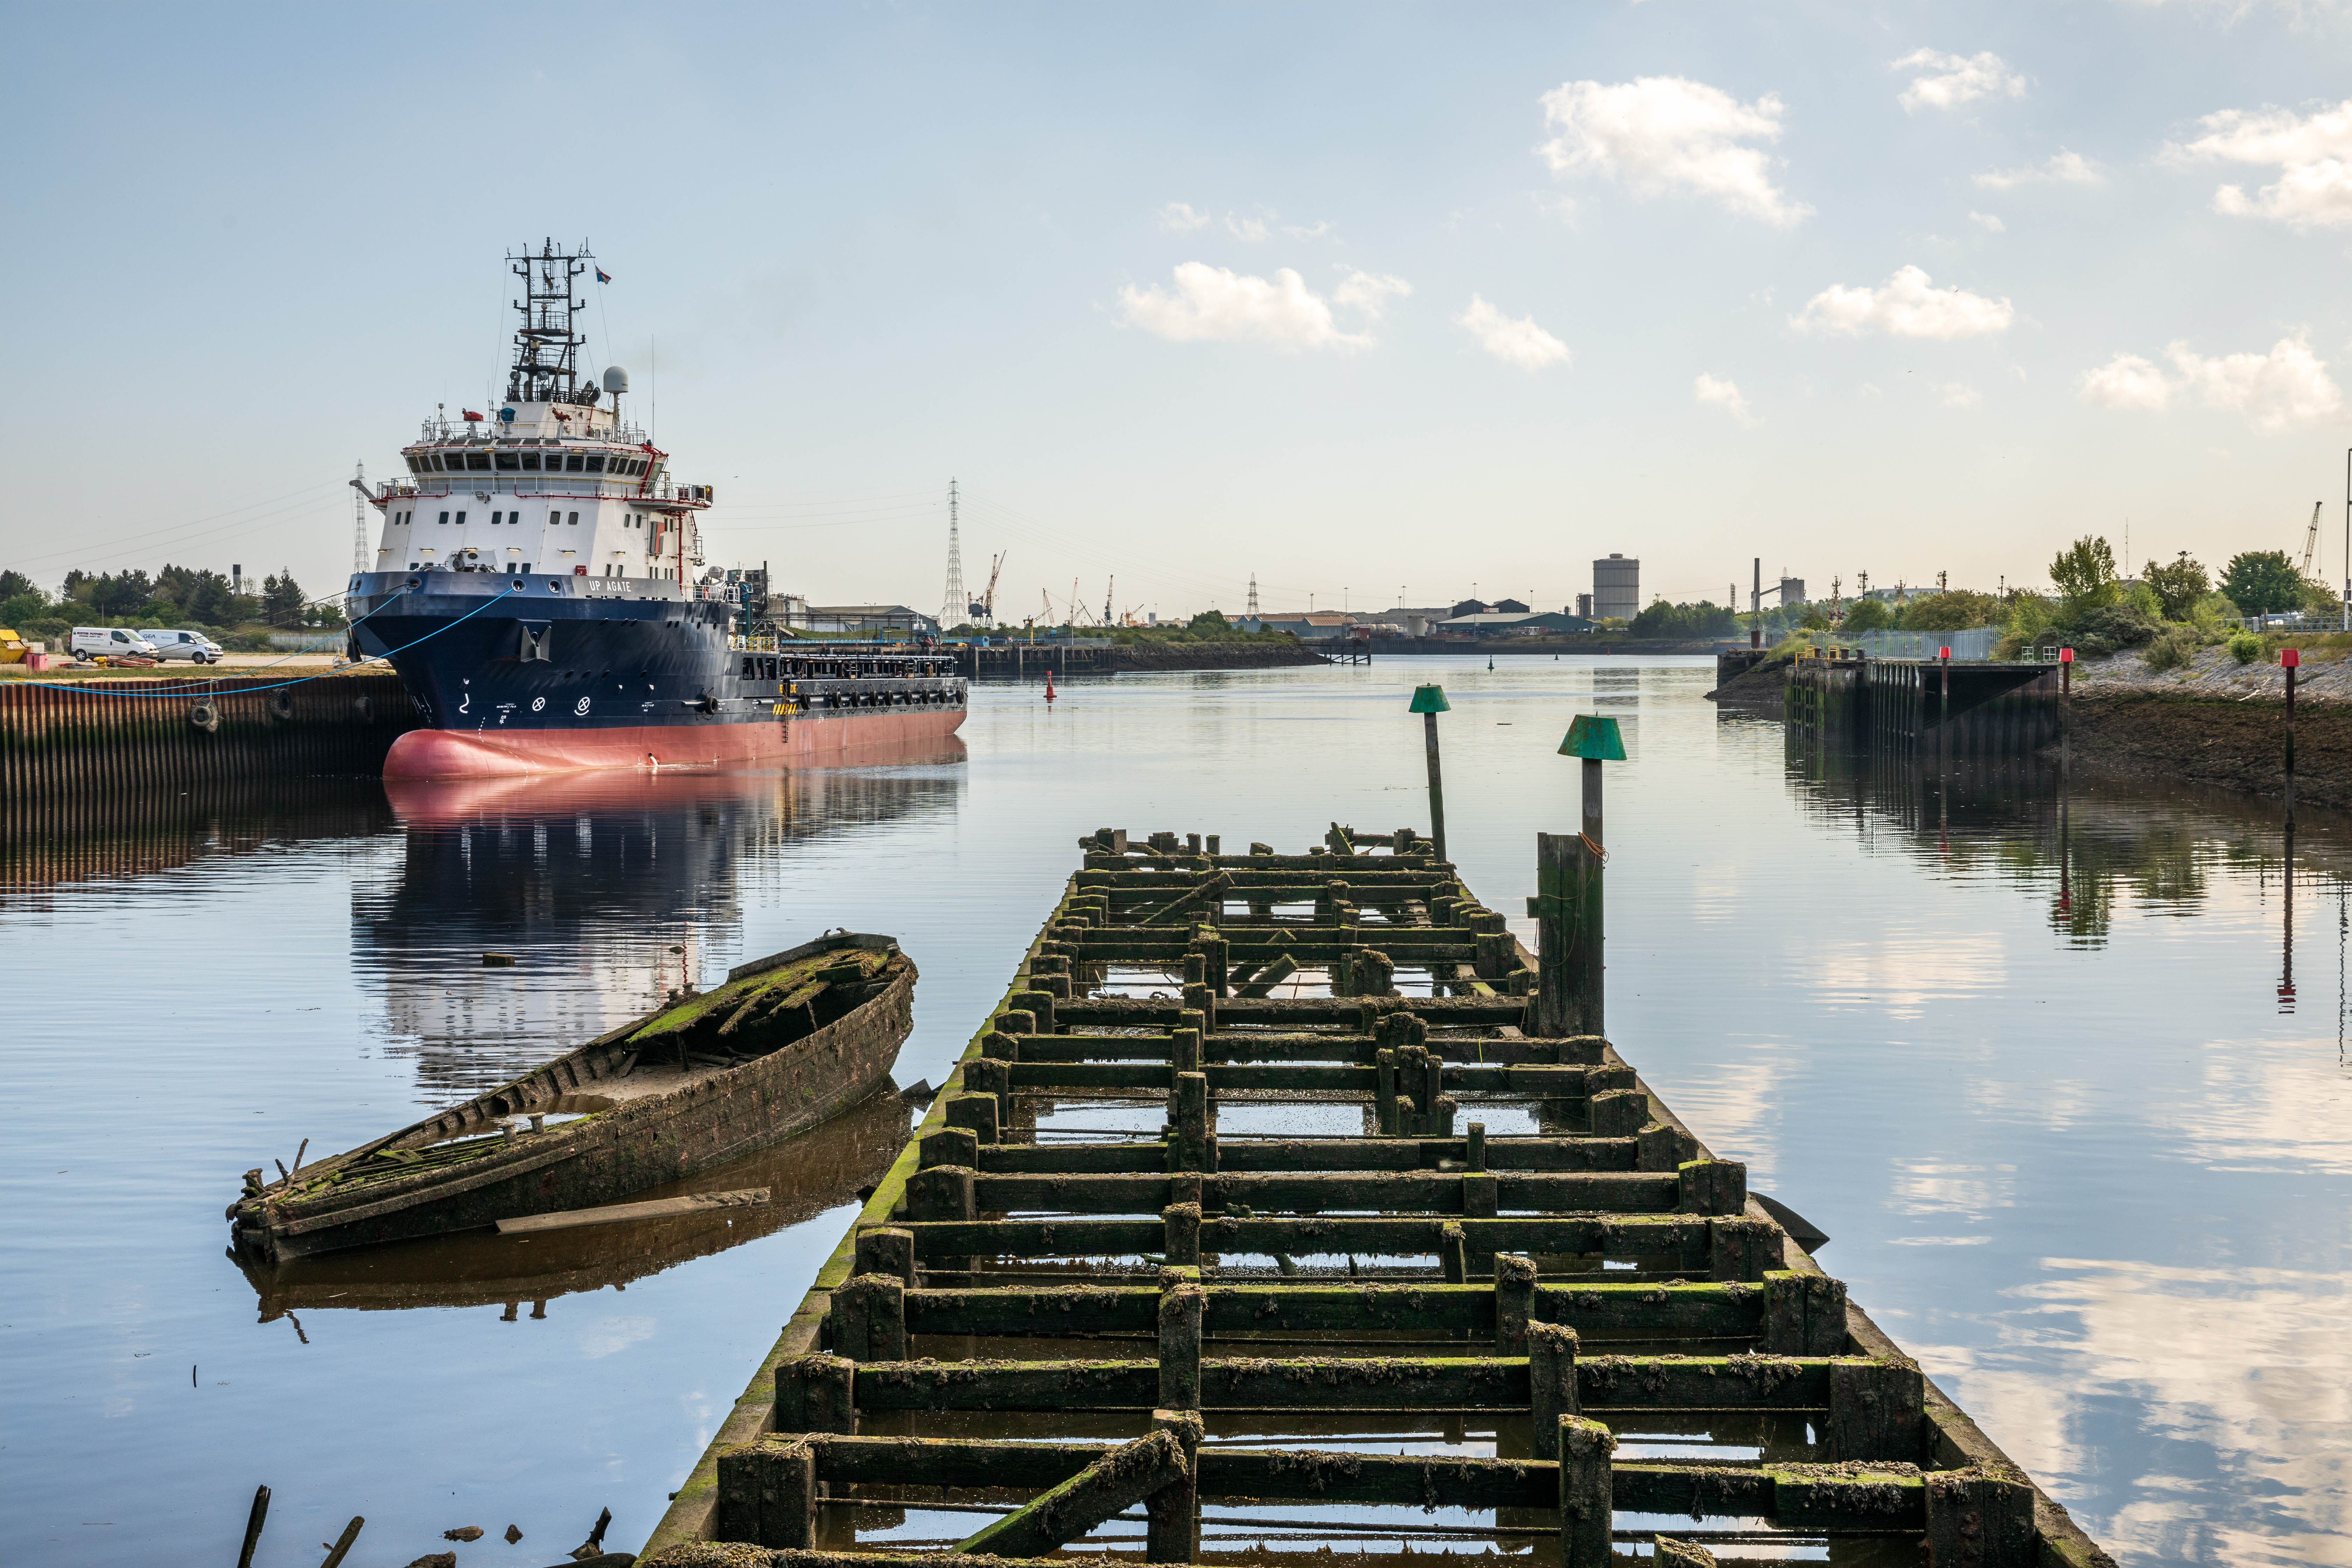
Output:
[2061, 692, 2352, 811]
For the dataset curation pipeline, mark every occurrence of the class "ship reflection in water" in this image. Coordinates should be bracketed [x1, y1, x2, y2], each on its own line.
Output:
[239, 743, 963, 1323]
[358, 743, 965, 1104]
[236, 1084, 909, 1326]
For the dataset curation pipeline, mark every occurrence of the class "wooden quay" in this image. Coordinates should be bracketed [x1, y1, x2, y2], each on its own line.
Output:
[647, 826, 2110, 1568]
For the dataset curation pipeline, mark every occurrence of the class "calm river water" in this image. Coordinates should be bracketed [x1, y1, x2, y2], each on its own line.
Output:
[2, 656, 2344, 1567]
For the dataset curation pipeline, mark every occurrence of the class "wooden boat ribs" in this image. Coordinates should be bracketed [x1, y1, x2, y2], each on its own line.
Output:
[646, 827, 2113, 1568]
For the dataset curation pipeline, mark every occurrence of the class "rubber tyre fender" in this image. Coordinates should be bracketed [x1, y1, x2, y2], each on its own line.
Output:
[352, 693, 372, 721]
[269, 689, 296, 720]
[188, 699, 220, 734]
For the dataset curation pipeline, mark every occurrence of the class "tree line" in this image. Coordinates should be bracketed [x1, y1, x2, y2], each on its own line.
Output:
[0, 564, 344, 648]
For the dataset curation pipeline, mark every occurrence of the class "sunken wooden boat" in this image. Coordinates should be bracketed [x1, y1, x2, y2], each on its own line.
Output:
[229, 932, 915, 1263]
[235, 1085, 911, 1317]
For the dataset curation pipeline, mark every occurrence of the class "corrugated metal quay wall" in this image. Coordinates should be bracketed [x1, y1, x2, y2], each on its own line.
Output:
[0, 674, 418, 819]
[1788, 659, 2062, 756]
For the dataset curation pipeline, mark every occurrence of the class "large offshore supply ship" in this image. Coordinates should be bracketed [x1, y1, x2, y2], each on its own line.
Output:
[348, 243, 965, 779]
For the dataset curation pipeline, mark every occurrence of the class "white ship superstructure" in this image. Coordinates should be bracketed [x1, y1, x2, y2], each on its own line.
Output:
[366, 241, 709, 590]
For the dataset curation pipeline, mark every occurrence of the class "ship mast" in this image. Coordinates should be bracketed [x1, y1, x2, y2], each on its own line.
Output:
[506, 240, 593, 406]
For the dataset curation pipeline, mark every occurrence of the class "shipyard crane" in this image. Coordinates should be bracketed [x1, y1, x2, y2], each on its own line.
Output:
[1102, 576, 1114, 629]
[969, 552, 1005, 625]
[2300, 501, 2324, 576]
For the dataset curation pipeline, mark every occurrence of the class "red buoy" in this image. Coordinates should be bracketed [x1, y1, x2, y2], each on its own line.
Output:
[1045, 671, 1057, 702]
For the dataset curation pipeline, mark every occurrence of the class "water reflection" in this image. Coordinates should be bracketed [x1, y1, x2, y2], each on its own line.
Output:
[235, 1084, 909, 1326]
[0, 778, 393, 896]
[1783, 738, 2352, 959]
[358, 749, 965, 1101]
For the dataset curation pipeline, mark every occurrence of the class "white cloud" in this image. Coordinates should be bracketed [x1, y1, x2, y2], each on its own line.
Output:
[1225, 214, 1270, 243]
[2078, 352, 2174, 411]
[1940, 381, 1983, 407]
[1536, 76, 1812, 227]
[1283, 220, 1333, 240]
[2163, 99, 2352, 231]
[1893, 49, 2026, 112]
[1973, 150, 2106, 190]
[1969, 210, 2007, 233]
[1694, 373, 1756, 424]
[1334, 269, 1412, 318]
[1793, 265, 2015, 338]
[2077, 336, 2344, 428]
[1456, 296, 1571, 370]
[2170, 337, 2344, 427]
[1116, 263, 1404, 351]
[1157, 202, 1211, 232]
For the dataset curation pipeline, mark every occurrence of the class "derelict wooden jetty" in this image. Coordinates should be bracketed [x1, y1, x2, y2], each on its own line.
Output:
[649, 827, 2108, 1568]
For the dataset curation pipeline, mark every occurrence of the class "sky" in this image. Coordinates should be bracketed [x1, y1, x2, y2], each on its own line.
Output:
[2, 1, 2349, 621]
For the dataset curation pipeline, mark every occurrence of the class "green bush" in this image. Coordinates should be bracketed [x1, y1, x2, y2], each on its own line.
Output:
[2067, 603, 2160, 656]
[2228, 632, 2263, 664]
[2144, 624, 2202, 672]
[1897, 589, 2000, 631]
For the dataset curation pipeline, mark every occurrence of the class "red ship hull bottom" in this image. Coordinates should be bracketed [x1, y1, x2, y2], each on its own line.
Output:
[382, 710, 967, 779]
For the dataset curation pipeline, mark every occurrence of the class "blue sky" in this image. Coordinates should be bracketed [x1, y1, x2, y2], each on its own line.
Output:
[2, 1, 2348, 619]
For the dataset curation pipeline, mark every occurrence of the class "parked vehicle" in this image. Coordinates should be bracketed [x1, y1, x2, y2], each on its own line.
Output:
[70, 626, 158, 661]
[146, 628, 225, 664]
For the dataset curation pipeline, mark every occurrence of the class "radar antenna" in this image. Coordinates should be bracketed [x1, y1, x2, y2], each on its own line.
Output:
[505, 239, 594, 406]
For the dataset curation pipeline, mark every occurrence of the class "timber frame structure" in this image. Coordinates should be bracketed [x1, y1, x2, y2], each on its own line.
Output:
[647, 826, 2112, 1567]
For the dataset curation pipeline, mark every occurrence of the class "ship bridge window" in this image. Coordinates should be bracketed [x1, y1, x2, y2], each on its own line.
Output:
[521, 452, 541, 471]
[564, 454, 584, 472]
[438, 510, 449, 525]
[584, 455, 605, 473]
[405, 454, 424, 474]
[465, 451, 492, 471]
[495, 451, 520, 471]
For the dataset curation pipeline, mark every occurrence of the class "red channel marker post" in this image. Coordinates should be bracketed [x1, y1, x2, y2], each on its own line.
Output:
[2282, 647, 2300, 828]
[2059, 647, 2074, 774]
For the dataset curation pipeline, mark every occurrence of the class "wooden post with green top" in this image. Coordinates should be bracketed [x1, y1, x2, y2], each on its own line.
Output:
[1534, 715, 1622, 1037]
[1410, 684, 1450, 863]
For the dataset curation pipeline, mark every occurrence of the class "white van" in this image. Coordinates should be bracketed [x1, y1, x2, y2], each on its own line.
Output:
[147, 628, 225, 664]
[70, 626, 159, 661]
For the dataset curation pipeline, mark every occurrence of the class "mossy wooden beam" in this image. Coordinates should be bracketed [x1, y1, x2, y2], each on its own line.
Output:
[1078, 860, 1442, 879]
[1058, 996, 1530, 1027]
[974, 1135, 1635, 1175]
[894, 1279, 1769, 1339]
[833, 1353, 1856, 1413]
[1006, 1035, 1581, 1068]
[720, 1436, 1934, 1527]
[1000, 1061, 1592, 1097]
[961, 1170, 1680, 1217]
[951, 1429, 1188, 1558]
[884, 1212, 1735, 1267]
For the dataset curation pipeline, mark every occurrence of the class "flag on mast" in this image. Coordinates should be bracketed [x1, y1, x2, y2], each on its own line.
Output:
[596, 267, 612, 284]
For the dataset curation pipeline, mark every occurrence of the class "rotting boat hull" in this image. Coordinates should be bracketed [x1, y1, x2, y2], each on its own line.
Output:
[230, 935, 915, 1262]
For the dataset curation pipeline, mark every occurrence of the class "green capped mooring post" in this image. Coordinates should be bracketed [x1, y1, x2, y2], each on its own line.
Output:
[1532, 714, 1624, 1037]
[1408, 684, 1451, 863]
